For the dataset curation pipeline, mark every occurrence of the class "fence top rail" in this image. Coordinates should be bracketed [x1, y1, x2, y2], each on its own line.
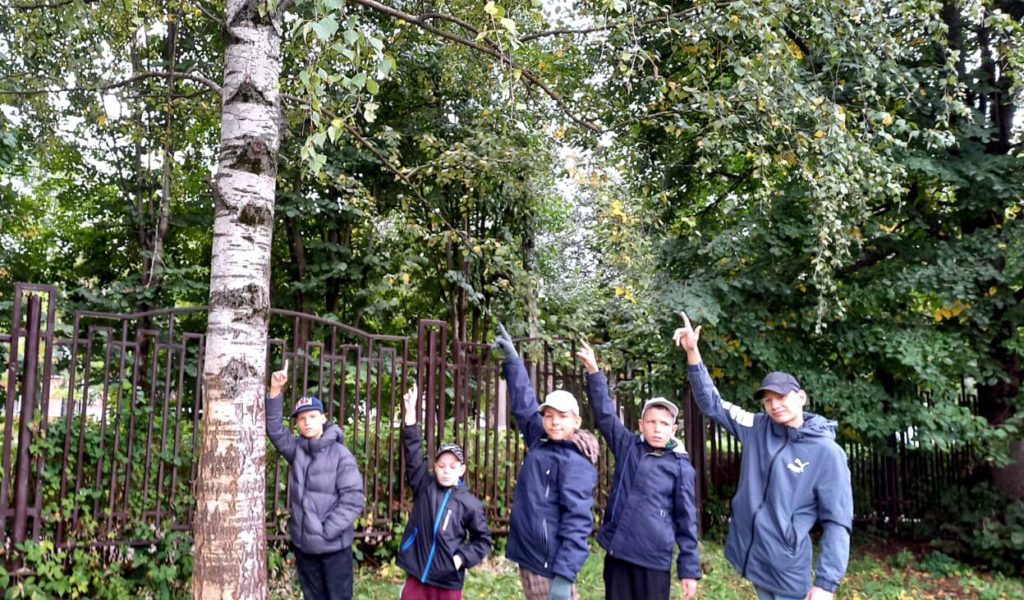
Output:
[268, 308, 409, 343]
[29, 306, 408, 345]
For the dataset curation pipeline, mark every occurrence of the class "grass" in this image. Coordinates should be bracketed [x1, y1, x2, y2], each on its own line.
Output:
[302, 536, 1024, 600]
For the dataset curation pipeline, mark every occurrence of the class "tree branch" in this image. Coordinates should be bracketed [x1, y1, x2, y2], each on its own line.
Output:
[348, 0, 601, 132]
[0, 70, 222, 96]
[280, 92, 485, 259]
[12, 0, 89, 9]
[520, 6, 713, 42]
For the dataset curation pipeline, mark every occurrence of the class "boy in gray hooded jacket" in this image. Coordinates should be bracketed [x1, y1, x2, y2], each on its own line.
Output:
[673, 313, 853, 600]
[267, 362, 365, 600]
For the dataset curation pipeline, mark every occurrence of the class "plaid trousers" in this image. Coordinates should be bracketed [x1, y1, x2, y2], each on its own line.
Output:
[518, 567, 580, 600]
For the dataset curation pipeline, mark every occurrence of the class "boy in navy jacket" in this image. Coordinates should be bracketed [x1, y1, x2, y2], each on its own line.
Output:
[577, 341, 700, 600]
[266, 362, 365, 600]
[674, 312, 853, 600]
[397, 383, 493, 599]
[493, 325, 600, 600]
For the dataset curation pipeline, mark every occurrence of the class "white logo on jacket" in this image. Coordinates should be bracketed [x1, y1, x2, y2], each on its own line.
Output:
[787, 458, 810, 474]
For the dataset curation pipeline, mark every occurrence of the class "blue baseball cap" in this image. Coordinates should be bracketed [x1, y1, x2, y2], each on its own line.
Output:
[754, 372, 802, 400]
[291, 395, 324, 417]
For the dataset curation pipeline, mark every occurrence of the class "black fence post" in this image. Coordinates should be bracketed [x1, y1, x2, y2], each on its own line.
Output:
[10, 295, 42, 572]
[683, 384, 706, 535]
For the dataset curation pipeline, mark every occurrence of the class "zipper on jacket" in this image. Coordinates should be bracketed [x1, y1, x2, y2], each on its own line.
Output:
[421, 488, 454, 583]
[400, 527, 418, 552]
[741, 427, 790, 577]
[542, 518, 550, 569]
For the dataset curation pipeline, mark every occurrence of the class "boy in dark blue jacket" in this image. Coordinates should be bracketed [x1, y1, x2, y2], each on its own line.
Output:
[397, 382, 493, 600]
[577, 341, 700, 600]
[674, 313, 853, 600]
[266, 363, 365, 600]
[493, 325, 600, 600]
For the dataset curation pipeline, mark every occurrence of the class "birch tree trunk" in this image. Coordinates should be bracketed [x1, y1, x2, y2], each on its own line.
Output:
[193, 1, 286, 597]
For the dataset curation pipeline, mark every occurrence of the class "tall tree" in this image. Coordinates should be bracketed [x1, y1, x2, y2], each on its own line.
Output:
[192, 0, 292, 594]
[580, 0, 1023, 487]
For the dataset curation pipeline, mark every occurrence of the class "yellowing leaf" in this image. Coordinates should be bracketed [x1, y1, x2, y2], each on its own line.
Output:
[609, 200, 627, 220]
[786, 40, 804, 60]
[814, 130, 825, 138]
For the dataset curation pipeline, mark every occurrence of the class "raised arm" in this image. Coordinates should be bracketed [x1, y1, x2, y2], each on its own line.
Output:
[265, 361, 297, 461]
[400, 383, 430, 492]
[578, 341, 632, 456]
[493, 324, 545, 446]
[673, 312, 756, 441]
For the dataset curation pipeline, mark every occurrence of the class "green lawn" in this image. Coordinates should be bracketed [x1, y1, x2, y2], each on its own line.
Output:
[311, 537, 1024, 600]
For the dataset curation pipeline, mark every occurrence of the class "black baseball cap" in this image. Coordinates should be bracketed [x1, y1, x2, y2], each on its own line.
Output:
[435, 443, 465, 463]
[754, 372, 802, 400]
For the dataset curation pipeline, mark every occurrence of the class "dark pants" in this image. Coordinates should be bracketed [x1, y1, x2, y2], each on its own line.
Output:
[293, 544, 354, 600]
[603, 554, 671, 600]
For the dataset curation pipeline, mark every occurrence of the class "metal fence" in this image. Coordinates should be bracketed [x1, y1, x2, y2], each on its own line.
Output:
[1, 283, 980, 571]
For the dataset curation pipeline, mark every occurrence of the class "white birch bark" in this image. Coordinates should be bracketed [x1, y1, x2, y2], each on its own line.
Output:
[193, 1, 287, 597]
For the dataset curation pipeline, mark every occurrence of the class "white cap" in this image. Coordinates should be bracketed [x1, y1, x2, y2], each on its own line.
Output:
[538, 389, 580, 416]
[641, 397, 679, 420]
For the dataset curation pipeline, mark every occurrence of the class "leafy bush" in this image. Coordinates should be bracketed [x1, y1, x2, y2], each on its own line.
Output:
[918, 483, 1024, 576]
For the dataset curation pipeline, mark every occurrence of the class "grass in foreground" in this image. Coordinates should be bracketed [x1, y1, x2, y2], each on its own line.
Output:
[318, 537, 1024, 600]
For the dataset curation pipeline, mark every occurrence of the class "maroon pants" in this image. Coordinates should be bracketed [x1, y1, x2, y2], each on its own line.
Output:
[400, 576, 464, 600]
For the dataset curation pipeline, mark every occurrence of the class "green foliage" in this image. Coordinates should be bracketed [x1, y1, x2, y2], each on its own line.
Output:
[919, 483, 1024, 576]
[0, 530, 192, 599]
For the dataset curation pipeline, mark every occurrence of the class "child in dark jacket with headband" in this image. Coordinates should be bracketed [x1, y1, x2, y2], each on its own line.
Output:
[397, 382, 493, 600]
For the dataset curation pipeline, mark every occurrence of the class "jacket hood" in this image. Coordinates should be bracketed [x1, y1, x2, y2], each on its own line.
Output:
[634, 433, 689, 457]
[302, 423, 345, 451]
[798, 412, 838, 440]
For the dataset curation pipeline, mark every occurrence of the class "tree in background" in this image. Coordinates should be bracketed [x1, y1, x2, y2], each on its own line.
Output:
[582, 0, 1023, 496]
[2, 0, 1022, 589]
[1, 0, 595, 596]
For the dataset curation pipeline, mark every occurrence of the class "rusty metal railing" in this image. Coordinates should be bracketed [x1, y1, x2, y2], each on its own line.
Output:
[0, 282, 982, 572]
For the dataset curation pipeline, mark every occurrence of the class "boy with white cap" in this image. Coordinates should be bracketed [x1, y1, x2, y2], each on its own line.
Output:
[492, 325, 600, 600]
[577, 341, 700, 600]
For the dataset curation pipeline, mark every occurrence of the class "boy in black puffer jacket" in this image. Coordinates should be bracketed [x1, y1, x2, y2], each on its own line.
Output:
[267, 361, 365, 600]
[397, 382, 493, 599]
